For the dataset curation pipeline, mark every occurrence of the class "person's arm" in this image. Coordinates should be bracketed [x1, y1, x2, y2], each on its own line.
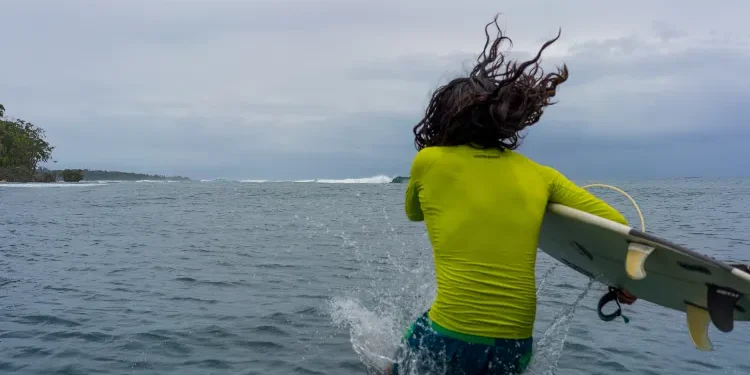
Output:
[540, 165, 629, 226]
[539, 165, 637, 303]
[404, 148, 435, 222]
[405, 178, 423, 221]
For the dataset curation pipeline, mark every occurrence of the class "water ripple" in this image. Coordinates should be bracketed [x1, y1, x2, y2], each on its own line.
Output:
[0, 179, 749, 374]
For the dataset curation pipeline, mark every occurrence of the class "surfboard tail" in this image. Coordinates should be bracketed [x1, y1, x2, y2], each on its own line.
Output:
[686, 303, 713, 351]
[684, 285, 744, 351]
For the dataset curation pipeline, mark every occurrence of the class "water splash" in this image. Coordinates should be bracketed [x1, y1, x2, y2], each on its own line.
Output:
[329, 255, 590, 375]
[536, 264, 559, 295]
[526, 278, 596, 375]
[319, 203, 596, 375]
[330, 297, 402, 372]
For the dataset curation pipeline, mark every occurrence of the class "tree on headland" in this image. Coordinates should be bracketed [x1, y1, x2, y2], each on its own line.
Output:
[61, 169, 84, 182]
[76, 170, 190, 181]
[0, 103, 191, 183]
[391, 176, 410, 183]
[0, 104, 56, 182]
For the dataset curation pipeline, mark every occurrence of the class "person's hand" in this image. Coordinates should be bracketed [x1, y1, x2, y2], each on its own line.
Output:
[617, 289, 637, 305]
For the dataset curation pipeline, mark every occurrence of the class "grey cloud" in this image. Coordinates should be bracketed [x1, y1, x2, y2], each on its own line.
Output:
[3, 0, 749, 179]
[649, 21, 688, 42]
[348, 50, 540, 84]
[349, 53, 477, 83]
[347, 27, 750, 139]
[4, 0, 399, 44]
[351, 25, 750, 92]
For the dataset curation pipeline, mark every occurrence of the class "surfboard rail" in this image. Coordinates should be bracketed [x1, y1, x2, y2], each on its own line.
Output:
[541, 203, 750, 351]
[547, 203, 750, 281]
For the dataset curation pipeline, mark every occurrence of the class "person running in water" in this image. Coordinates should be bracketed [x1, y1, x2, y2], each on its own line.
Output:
[387, 14, 637, 375]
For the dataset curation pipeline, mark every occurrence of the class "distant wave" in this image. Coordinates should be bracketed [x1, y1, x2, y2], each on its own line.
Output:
[315, 175, 392, 184]
[2, 176, 398, 186]
[204, 175, 395, 184]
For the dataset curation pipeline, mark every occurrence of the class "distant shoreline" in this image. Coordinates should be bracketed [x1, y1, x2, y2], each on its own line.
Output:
[37, 168, 191, 182]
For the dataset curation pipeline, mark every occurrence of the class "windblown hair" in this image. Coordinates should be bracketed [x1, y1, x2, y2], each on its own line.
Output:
[413, 14, 569, 151]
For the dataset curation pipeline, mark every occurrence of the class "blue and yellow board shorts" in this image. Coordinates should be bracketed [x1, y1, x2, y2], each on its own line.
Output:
[391, 312, 533, 375]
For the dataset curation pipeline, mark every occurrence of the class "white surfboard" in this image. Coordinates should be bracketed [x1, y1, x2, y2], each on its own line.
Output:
[538, 203, 750, 351]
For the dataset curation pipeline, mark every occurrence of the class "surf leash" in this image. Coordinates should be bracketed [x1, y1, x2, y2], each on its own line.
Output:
[582, 184, 645, 325]
[596, 286, 630, 323]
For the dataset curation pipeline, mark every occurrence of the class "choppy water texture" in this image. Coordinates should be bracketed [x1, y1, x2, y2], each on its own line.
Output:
[1, 177, 750, 374]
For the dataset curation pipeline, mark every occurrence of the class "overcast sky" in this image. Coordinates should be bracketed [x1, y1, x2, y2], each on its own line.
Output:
[1, 0, 748, 180]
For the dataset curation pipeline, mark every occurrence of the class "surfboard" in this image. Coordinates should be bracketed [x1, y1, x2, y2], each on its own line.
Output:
[538, 203, 750, 351]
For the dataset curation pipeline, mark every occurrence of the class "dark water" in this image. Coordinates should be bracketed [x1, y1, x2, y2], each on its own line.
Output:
[1, 178, 749, 374]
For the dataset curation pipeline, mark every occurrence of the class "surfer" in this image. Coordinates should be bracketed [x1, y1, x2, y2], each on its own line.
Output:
[388, 14, 637, 375]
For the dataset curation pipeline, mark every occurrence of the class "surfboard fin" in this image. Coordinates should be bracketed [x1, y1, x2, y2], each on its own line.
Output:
[625, 242, 655, 280]
[706, 284, 741, 333]
[686, 303, 713, 351]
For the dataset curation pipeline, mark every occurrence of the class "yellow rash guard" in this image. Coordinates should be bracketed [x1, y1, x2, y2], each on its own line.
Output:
[404, 145, 628, 339]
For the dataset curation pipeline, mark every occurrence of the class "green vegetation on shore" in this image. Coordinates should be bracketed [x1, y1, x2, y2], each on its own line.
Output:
[61, 169, 84, 182]
[0, 104, 55, 182]
[71, 169, 190, 181]
[0, 103, 191, 183]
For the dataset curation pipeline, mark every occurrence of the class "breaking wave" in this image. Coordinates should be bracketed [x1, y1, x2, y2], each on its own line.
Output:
[135, 180, 181, 183]
[203, 175, 396, 184]
[315, 175, 393, 184]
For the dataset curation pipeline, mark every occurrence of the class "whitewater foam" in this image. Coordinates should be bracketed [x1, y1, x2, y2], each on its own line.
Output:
[199, 178, 233, 183]
[316, 175, 393, 184]
[135, 180, 182, 183]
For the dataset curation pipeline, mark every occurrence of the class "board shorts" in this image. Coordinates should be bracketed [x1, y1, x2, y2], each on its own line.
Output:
[391, 312, 533, 375]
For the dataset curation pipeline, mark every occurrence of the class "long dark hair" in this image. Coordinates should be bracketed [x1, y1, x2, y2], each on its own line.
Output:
[412, 14, 569, 151]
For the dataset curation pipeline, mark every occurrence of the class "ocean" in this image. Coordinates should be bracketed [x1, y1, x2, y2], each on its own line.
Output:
[1, 177, 749, 374]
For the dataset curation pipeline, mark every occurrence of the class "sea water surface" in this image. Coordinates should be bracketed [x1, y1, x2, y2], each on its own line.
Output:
[1, 177, 750, 374]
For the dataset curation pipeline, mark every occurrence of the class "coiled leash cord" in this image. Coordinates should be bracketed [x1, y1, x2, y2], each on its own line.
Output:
[597, 286, 631, 323]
